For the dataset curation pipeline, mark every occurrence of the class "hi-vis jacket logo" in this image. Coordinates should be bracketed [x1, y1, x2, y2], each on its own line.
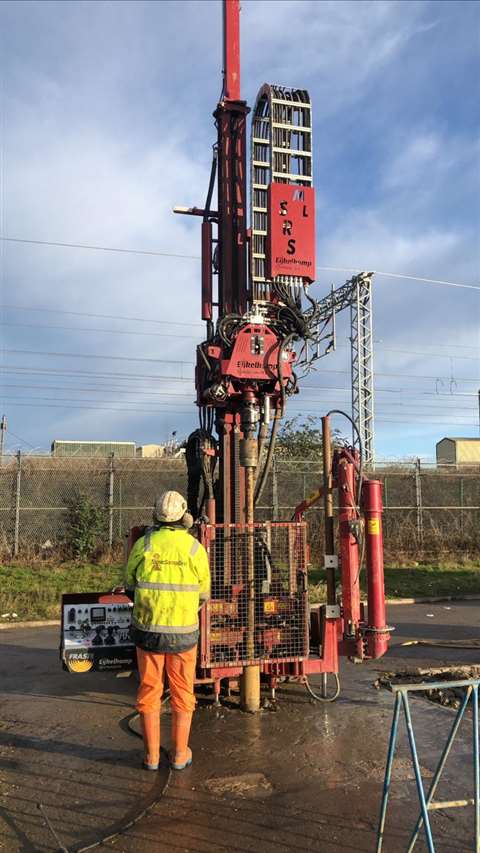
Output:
[267, 183, 316, 281]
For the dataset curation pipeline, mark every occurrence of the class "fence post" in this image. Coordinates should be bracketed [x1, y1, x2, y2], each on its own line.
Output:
[460, 477, 464, 536]
[13, 450, 22, 557]
[108, 453, 114, 549]
[272, 459, 279, 520]
[415, 458, 424, 548]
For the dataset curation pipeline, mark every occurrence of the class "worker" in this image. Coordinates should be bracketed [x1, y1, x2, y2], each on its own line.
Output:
[125, 490, 210, 771]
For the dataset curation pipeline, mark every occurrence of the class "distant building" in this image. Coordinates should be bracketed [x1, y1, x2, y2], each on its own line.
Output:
[51, 440, 136, 458]
[136, 444, 166, 458]
[436, 437, 480, 466]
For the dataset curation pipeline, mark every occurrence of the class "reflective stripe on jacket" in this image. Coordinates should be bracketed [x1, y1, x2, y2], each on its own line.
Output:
[125, 525, 210, 653]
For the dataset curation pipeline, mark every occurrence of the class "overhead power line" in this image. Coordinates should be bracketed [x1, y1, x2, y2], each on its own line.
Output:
[3, 348, 478, 384]
[1, 236, 478, 290]
[4, 348, 191, 366]
[3, 397, 477, 426]
[3, 385, 477, 419]
[0, 364, 194, 382]
[2, 303, 202, 328]
[0, 366, 477, 406]
[0, 236, 199, 261]
[2, 306, 478, 351]
[1, 365, 478, 399]
[4, 427, 37, 450]
[1, 383, 477, 413]
[1, 319, 478, 360]
[0, 321, 197, 340]
[318, 267, 480, 291]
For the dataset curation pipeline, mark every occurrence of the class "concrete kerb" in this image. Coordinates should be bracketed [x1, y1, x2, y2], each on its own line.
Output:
[0, 619, 61, 630]
[386, 594, 480, 605]
[3, 594, 480, 630]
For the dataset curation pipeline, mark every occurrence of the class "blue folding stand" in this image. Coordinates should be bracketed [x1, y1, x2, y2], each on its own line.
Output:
[376, 678, 480, 852]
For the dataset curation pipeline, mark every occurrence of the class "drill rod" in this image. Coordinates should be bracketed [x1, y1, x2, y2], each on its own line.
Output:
[322, 416, 336, 605]
[241, 463, 260, 712]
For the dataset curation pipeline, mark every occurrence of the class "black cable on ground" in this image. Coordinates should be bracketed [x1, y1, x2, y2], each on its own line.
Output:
[74, 709, 172, 853]
[39, 703, 173, 853]
[305, 673, 341, 703]
[38, 803, 69, 853]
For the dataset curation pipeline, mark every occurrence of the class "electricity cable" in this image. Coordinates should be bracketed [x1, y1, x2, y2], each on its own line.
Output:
[2, 366, 477, 398]
[1, 396, 477, 425]
[2, 236, 478, 289]
[2, 303, 203, 328]
[4, 348, 192, 366]
[2, 305, 478, 354]
[3, 349, 477, 384]
[1, 320, 198, 339]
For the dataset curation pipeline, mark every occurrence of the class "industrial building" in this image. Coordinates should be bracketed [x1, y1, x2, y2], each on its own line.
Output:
[51, 440, 136, 458]
[436, 436, 480, 466]
[136, 444, 166, 458]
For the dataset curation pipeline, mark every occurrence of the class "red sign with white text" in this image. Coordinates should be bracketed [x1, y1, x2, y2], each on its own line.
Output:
[267, 183, 316, 281]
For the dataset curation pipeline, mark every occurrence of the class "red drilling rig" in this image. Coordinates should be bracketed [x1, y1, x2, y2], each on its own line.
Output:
[60, 0, 390, 709]
[177, 0, 391, 711]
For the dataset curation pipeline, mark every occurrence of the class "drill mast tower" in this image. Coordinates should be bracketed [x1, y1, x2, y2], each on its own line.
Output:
[179, 0, 389, 711]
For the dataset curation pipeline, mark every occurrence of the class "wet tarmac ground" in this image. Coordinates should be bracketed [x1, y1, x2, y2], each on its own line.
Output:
[1, 601, 479, 852]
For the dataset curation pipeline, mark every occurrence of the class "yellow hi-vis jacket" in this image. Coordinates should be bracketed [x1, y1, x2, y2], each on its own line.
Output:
[125, 525, 210, 653]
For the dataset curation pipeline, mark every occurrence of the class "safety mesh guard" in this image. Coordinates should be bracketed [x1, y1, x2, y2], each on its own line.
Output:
[201, 522, 308, 668]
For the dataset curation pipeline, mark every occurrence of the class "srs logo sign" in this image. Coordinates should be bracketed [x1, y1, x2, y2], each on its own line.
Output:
[267, 183, 316, 281]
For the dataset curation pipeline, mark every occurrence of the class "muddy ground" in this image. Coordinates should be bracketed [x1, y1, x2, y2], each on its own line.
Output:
[1, 602, 479, 852]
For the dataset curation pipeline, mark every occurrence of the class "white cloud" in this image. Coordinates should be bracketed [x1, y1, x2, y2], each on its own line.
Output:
[1, 0, 478, 457]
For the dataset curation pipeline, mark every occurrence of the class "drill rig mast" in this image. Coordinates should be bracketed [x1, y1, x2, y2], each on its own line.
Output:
[179, 0, 390, 711]
[60, 1, 390, 703]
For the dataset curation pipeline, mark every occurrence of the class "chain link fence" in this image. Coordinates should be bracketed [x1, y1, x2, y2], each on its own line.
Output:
[0, 454, 479, 560]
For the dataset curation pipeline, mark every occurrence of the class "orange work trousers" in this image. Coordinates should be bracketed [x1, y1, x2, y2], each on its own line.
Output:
[136, 645, 197, 715]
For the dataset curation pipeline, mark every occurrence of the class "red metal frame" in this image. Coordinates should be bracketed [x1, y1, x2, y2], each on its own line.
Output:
[362, 479, 390, 658]
[198, 521, 309, 669]
[223, 0, 241, 101]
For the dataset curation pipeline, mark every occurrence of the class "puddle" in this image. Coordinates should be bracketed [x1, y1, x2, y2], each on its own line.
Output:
[204, 771, 274, 798]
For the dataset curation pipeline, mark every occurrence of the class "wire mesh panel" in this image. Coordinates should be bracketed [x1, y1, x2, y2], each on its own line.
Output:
[0, 455, 478, 559]
[202, 522, 308, 668]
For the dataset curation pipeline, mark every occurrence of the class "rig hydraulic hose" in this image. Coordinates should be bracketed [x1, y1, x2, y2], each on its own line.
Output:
[254, 334, 295, 506]
[325, 409, 364, 508]
[305, 673, 341, 703]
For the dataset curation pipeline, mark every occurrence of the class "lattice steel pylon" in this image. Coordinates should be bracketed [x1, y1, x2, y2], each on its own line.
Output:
[350, 273, 375, 465]
[304, 271, 376, 465]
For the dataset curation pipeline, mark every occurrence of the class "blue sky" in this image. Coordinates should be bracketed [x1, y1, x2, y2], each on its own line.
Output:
[1, 0, 479, 460]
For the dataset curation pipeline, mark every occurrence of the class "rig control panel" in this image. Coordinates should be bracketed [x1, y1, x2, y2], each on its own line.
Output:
[60, 591, 136, 673]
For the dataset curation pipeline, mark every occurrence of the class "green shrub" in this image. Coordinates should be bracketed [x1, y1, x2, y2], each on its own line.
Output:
[66, 492, 107, 560]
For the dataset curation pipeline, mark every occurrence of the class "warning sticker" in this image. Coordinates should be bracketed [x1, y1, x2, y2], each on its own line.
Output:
[368, 518, 380, 535]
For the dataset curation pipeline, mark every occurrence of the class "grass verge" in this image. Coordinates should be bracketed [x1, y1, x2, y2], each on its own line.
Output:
[1, 560, 480, 622]
[0, 562, 123, 621]
[308, 561, 480, 603]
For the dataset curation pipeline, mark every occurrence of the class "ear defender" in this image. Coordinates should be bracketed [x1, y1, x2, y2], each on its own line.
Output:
[181, 512, 194, 530]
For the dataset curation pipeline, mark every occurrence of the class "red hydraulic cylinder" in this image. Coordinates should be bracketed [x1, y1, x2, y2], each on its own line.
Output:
[362, 479, 390, 659]
[201, 221, 213, 321]
[338, 458, 362, 636]
[223, 0, 241, 100]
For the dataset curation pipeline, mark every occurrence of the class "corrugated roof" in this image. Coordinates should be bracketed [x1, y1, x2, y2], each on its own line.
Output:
[439, 437, 480, 442]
